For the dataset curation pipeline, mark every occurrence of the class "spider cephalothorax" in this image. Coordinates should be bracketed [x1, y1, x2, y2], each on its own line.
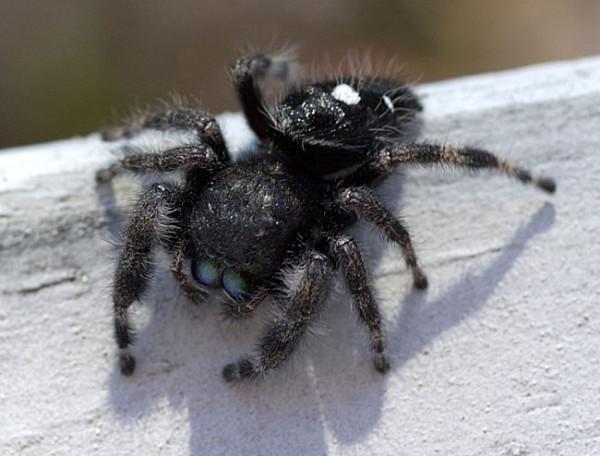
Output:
[98, 52, 555, 381]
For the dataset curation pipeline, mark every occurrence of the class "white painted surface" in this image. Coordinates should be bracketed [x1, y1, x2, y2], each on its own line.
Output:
[1, 56, 599, 455]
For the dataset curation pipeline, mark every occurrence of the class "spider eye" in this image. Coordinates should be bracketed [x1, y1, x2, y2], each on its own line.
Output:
[222, 269, 249, 301]
[192, 258, 221, 287]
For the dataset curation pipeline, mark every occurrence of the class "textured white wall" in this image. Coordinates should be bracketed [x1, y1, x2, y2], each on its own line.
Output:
[1, 56, 599, 455]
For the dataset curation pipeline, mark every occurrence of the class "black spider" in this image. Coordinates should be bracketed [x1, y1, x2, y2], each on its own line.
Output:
[97, 52, 555, 381]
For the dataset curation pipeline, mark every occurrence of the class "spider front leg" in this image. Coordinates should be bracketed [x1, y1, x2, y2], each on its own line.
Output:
[338, 186, 428, 290]
[330, 235, 390, 372]
[229, 51, 296, 139]
[223, 251, 332, 381]
[113, 182, 183, 375]
[345, 143, 556, 193]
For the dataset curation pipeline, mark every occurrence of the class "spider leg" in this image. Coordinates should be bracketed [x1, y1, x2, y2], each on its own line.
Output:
[113, 182, 183, 375]
[222, 251, 332, 381]
[338, 186, 428, 290]
[330, 235, 390, 372]
[96, 143, 224, 183]
[101, 107, 226, 156]
[229, 52, 295, 139]
[170, 243, 207, 305]
[98, 105, 229, 183]
[344, 143, 556, 193]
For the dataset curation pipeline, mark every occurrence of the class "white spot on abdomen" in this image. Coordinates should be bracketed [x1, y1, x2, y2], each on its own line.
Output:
[383, 95, 394, 112]
[332, 84, 361, 105]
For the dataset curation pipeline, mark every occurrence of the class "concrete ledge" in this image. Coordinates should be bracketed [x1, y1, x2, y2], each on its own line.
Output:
[1, 56, 599, 455]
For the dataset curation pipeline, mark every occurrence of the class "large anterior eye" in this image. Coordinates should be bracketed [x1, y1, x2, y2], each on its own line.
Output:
[222, 269, 249, 301]
[192, 258, 221, 287]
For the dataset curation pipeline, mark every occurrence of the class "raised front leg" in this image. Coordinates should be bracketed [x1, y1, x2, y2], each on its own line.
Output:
[222, 250, 332, 381]
[113, 183, 183, 375]
[229, 51, 296, 139]
[338, 186, 428, 290]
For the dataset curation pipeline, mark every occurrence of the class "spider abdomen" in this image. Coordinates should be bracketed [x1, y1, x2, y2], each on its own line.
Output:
[271, 78, 422, 176]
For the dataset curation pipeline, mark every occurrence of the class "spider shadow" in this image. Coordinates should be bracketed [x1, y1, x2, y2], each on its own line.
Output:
[94, 180, 125, 240]
[105, 270, 334, 455]
[307, 202, 555, 443]
[390, 202, 555, 371]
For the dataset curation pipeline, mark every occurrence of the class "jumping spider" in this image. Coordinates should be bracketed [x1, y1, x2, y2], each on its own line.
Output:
[98, 52, 555, 381]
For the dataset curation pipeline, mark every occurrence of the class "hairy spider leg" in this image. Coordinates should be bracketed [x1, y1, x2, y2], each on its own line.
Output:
[222, 251, 332, 381]
[338, 186, 428, 290]
[344, 143, 556, 193]
[229, 53, 296, 139]
[101, 108, 226, 155]
[97, 107, 228, 183]
[96, 144, 223, 183]
[330, 235, 390, 372]
[113, 183, 184, 375]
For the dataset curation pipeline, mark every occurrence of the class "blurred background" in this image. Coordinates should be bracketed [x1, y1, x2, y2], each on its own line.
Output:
[1, 0, 599, 148]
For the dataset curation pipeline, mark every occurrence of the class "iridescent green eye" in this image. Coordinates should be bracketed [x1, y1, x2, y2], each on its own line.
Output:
[192, 258, 220, 287]
[222, 269, 249, 301]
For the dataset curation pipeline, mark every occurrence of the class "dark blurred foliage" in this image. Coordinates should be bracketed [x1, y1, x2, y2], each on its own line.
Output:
[1, 0, 599, 148]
